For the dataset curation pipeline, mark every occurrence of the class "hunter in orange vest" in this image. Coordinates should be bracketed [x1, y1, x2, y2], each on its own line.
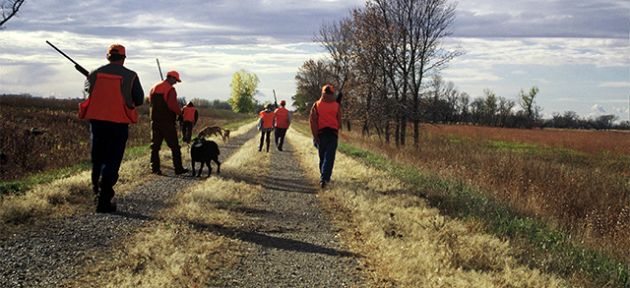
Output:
[274, 100, 291, 151]
[82, 43, 144, 213]
[258, 103, 275, 152]
[309, 84, 342, 188]
[180, 101, 198, 143]
[149, 70, 188, 175]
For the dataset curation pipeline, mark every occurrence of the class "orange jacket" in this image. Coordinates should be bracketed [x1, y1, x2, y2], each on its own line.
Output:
[314, 100, 340, 130]
[79, 72, 138, 124]
[274, 107, 290, 129]
[259, 110, 275, 129]
[182, 106, 197, 123]
[150, 81, 181, 115]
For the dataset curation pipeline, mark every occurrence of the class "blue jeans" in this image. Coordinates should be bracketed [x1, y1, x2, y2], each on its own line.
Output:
[90, 120, 129, 190]
[318, 131, 338, 183]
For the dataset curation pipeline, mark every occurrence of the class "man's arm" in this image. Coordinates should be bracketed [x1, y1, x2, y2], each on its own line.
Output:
[131, 76, 144, 106]
[167, 89, 182, 115]
[309, 104, 319, 140]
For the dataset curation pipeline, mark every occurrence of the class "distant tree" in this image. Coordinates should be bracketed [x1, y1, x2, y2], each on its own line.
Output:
[519, 86, 540, 127]
[497, 96, 515, 127]
[228, 70, 259, 113]
[594, 114, 617, 130]
[293, 59, 335, 113]
[0, 0, 25, 28]
[482, 89, 498, 125]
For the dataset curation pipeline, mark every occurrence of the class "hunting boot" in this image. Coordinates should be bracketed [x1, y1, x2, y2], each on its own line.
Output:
[172, 148, 189, 175]
[150, 148, 162, 175]
[96, 182, 117, 213]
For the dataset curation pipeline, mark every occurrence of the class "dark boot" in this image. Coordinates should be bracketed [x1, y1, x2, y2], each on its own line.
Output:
[96, 184, 117, 213]
[150, 148, 161, 174]
[172, 148, 189, 175]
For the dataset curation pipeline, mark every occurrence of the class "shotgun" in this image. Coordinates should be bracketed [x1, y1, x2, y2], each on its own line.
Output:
[273, 89, 278, 108]
[45, 41, 89, 77]
[156, 58, 164, 80]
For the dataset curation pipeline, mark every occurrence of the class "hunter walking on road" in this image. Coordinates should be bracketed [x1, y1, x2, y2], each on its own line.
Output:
[180, 101, 198, 143]
[258, 103, 274, 152]
[309, 84, 342, 189]
[81, 44, 144, 213]
[149, 71, 188, 175]
[274, 100, 291, 151]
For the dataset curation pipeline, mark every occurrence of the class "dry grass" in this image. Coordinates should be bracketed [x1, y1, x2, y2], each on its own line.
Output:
[0, 94, 250, 180]
[69, 128, 268, 287]
[0, 155, 155, 227]
[290, 129, 565, 287]
[342, 126, 630, 263]
[0, 120, 257, 229]
[424, 124, 630, 155]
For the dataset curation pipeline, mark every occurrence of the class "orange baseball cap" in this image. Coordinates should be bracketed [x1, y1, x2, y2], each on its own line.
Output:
[167, 71, 182, 82]
[107, 44, 126, 56]
[322, 84, 335, 94]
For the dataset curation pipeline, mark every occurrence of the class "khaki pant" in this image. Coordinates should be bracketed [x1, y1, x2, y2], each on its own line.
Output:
[150, 120, 184, 172]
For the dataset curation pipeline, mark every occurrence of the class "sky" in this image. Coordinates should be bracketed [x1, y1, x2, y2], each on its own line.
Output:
[0, 0, 628, 120]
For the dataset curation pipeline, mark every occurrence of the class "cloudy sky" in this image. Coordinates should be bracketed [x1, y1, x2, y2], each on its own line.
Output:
[1, 0, 628, 120]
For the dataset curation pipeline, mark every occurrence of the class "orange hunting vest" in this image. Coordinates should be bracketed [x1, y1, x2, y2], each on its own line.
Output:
[150, 81, 173, 103]
[260, 111, 274, 129]
[274, 107, 290, 129]
[182, 106, 196, 122]
[315, 100, 339, 130]
[79, 73, 138, 124]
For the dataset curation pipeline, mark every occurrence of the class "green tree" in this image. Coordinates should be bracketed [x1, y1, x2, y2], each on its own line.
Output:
[228, 70, 259, 113]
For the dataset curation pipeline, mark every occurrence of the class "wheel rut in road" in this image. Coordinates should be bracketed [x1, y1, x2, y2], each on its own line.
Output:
[209, 139, 363, 288]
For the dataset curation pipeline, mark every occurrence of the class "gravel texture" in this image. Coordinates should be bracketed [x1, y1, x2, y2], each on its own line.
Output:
[208, 139, 363, 288]
[0, 126, 258, 288]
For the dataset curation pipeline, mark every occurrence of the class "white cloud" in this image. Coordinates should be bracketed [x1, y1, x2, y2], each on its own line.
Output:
[592, 104, 607, 113]
[599, 81, 630, 88]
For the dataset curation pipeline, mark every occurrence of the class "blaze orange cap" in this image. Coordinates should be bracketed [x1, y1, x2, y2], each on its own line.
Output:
[322, 84, 335, 95]
[107, 44, 126, 56]
[167, 71, 182, 82]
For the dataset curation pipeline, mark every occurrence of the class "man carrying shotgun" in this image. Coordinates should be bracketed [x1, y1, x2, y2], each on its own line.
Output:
[82, 44, 144, 213]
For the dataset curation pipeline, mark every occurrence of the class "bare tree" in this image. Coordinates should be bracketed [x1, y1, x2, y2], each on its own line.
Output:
[293, 59, 335, 113]
[0, 0, 25, 28]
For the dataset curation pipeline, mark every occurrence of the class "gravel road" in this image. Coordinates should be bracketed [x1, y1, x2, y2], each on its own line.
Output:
[208, 139, 364, 288]
[0, 126, 258, 288]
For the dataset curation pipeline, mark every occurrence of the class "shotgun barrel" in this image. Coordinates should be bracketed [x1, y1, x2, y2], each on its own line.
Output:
[45, 41, 89, 77]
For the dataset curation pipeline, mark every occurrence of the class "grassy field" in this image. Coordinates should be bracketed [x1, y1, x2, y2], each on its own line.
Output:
[0, 95, 252, 184]
[330, 123, 629, 287]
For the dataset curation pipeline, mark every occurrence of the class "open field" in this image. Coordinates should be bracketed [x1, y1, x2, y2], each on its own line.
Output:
[329, 122, 629, 286]
[0, 95, 252, 183]
[423, 124, 630, 155]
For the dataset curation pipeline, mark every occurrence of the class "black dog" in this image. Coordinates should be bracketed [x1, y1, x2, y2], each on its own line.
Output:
[190, 137, 221, 177]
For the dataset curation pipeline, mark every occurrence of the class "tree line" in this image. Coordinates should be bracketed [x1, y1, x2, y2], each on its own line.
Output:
[293, 0, 628, 146]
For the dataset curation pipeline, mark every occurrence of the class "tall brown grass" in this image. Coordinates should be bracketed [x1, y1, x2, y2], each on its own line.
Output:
[0, 95, 249, 180]
[424, 124, 630, 155]
[343, 124, 630, 263]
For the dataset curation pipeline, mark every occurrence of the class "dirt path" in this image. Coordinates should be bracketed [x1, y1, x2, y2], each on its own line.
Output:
[210, 140, 363, 287]
[0, 126, 258, 288]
